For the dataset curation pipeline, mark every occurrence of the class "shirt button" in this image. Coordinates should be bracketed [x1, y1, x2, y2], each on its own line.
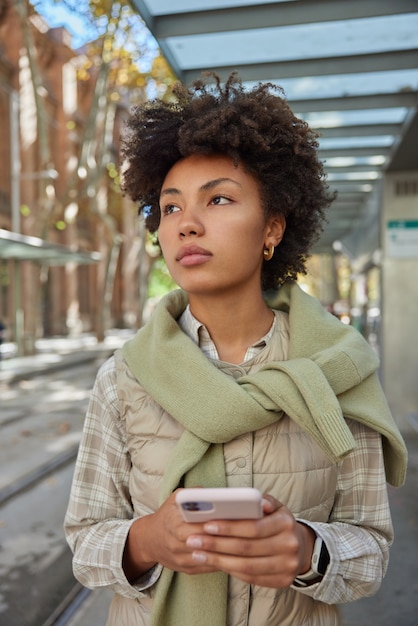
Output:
[236, 457, 247, 468]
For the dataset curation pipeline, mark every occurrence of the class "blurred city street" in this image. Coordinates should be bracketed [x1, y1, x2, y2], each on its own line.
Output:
[0, 332, 131, 626]
[341, 427, 418, 626]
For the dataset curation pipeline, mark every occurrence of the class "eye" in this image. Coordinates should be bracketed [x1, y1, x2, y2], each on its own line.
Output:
[210, 195, 232, 206]
[161, 203, 180, 216]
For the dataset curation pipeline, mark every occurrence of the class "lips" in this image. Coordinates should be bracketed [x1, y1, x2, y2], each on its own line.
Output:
[176, 245, 212, 266]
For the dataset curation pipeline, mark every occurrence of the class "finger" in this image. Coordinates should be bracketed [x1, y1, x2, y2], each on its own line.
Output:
[187, 524, 299, 560]
[187, 533, 273, 558]
[190, 550, 299, 587]
[202, 505, 294, 539]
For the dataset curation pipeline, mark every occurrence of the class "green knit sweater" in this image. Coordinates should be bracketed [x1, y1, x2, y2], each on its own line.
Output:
[122, 283, 407, 626]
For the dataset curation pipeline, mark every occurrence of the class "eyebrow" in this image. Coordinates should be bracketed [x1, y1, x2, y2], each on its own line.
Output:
[160, 177, 242, 197]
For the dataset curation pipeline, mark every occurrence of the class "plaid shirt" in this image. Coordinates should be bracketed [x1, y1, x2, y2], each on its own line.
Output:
[64, 306, 393, 604]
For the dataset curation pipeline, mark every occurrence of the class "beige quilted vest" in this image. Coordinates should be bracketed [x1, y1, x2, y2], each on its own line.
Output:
[109, 312, 341, 626]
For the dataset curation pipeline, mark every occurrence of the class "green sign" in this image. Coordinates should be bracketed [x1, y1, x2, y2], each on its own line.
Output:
[386, 220, 418, 258]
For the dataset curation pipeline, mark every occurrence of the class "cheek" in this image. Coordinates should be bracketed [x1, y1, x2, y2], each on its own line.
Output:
[222, 227, 265, 271]
[233, 220, 266, 249]
[156, 225, 171, 252]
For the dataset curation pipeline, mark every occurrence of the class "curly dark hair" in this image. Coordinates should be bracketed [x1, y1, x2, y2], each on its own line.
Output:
[121, 72, 335, 289]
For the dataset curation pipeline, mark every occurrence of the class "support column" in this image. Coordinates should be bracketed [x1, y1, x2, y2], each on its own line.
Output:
[380, 171, 418, 432]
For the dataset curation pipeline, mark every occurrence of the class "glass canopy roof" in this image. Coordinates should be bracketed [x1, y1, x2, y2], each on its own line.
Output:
[0, 229, 100, 265]
[131, 0, 418, 254]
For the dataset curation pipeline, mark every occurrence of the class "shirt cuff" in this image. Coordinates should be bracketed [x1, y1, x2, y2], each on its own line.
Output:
[132, 563, 163, 591]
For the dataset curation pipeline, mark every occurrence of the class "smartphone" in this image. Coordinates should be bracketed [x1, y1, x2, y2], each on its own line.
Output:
[176, 487, 263, 522]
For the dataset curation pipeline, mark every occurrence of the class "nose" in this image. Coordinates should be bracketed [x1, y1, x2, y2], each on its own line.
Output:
[178, 208, 204, 238]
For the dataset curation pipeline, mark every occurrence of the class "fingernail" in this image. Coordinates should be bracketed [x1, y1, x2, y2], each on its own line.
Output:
[192, 551, 207, 563]
[204, 523, 219, 534]
[186, 537, 202, 548]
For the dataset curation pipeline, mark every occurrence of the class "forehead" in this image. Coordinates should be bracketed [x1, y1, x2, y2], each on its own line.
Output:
[161, 153, 255, 190]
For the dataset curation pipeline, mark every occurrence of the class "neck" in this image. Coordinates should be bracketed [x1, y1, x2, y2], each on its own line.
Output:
[188, 290, 273, 364]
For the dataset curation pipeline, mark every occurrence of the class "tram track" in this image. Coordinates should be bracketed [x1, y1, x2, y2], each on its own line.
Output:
[0, 360, 104, 626]
[0, 362, 95, 508]
[0, 408, 28, 428]
[0, 343, 130, 624]
[0, 459, 80, 626]
[41, 583, 91, 626]
[0, 442, 79, 506]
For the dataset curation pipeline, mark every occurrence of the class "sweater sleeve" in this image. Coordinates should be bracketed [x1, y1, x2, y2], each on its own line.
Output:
[293, 418, 393, 604]
[63, 356, 160, 599]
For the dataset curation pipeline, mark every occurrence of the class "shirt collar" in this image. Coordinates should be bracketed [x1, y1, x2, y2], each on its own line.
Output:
[178, 304, 276, 363]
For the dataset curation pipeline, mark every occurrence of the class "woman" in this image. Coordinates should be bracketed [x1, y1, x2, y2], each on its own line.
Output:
[64, 74, 407, 626]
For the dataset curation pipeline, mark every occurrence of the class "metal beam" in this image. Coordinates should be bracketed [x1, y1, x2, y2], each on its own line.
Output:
[329, 209, 367, 218]
[291, 91, 418, 113]
[324, 165, 384, 174]
[129, 0, 155, 30]
[387, 108, 418, 171]
[330, 206, 368, 214]
[329, 181, 375, 191]
[148, 0, 418, 38]
[331, 195, 365, 202]
[182, 49, 418, 83]
[333, 189, 368, 195]
[328, 175, 382, 183]
[322, 218, 363, 228]
[315, 124, 401, 138]
[319, 146, 391, 158]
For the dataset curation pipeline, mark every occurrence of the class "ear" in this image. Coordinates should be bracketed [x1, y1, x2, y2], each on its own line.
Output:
[265, 214, 286, 247]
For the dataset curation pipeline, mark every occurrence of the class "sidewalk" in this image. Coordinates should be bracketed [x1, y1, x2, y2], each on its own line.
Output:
[341, 427, 418, 626]
[0, 329, 135, 385]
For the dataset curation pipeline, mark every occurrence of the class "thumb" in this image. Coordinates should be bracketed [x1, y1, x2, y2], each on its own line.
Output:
[261, 494, 282, 515]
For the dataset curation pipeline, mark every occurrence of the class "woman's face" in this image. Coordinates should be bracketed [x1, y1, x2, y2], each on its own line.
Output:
[158, 153, 285, 300]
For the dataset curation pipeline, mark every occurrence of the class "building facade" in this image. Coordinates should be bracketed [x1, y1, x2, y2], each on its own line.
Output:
[0, 0, 146, 350]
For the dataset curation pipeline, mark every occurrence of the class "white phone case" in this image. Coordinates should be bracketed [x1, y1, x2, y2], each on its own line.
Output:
[176, 487, 263, 522]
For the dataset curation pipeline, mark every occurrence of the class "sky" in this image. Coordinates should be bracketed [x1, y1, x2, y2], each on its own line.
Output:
[30, 0, 159, 72]
[31, 0, 97, 48]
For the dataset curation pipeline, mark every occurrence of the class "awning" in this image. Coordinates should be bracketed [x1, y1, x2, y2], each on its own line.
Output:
[130, 0, 418, 254]
[0, 228, 101, 265]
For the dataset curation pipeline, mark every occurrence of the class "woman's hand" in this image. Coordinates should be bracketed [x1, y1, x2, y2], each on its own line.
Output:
[123, 492, 315, 589]
[183, 494, 316, 588]
[122, 490, 220, 582]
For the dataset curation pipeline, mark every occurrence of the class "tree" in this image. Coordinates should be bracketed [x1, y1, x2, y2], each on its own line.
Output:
[10, 0, 176, 345]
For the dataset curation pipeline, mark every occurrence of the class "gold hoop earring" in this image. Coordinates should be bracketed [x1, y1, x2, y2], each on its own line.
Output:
[263, 243, 275, 261]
